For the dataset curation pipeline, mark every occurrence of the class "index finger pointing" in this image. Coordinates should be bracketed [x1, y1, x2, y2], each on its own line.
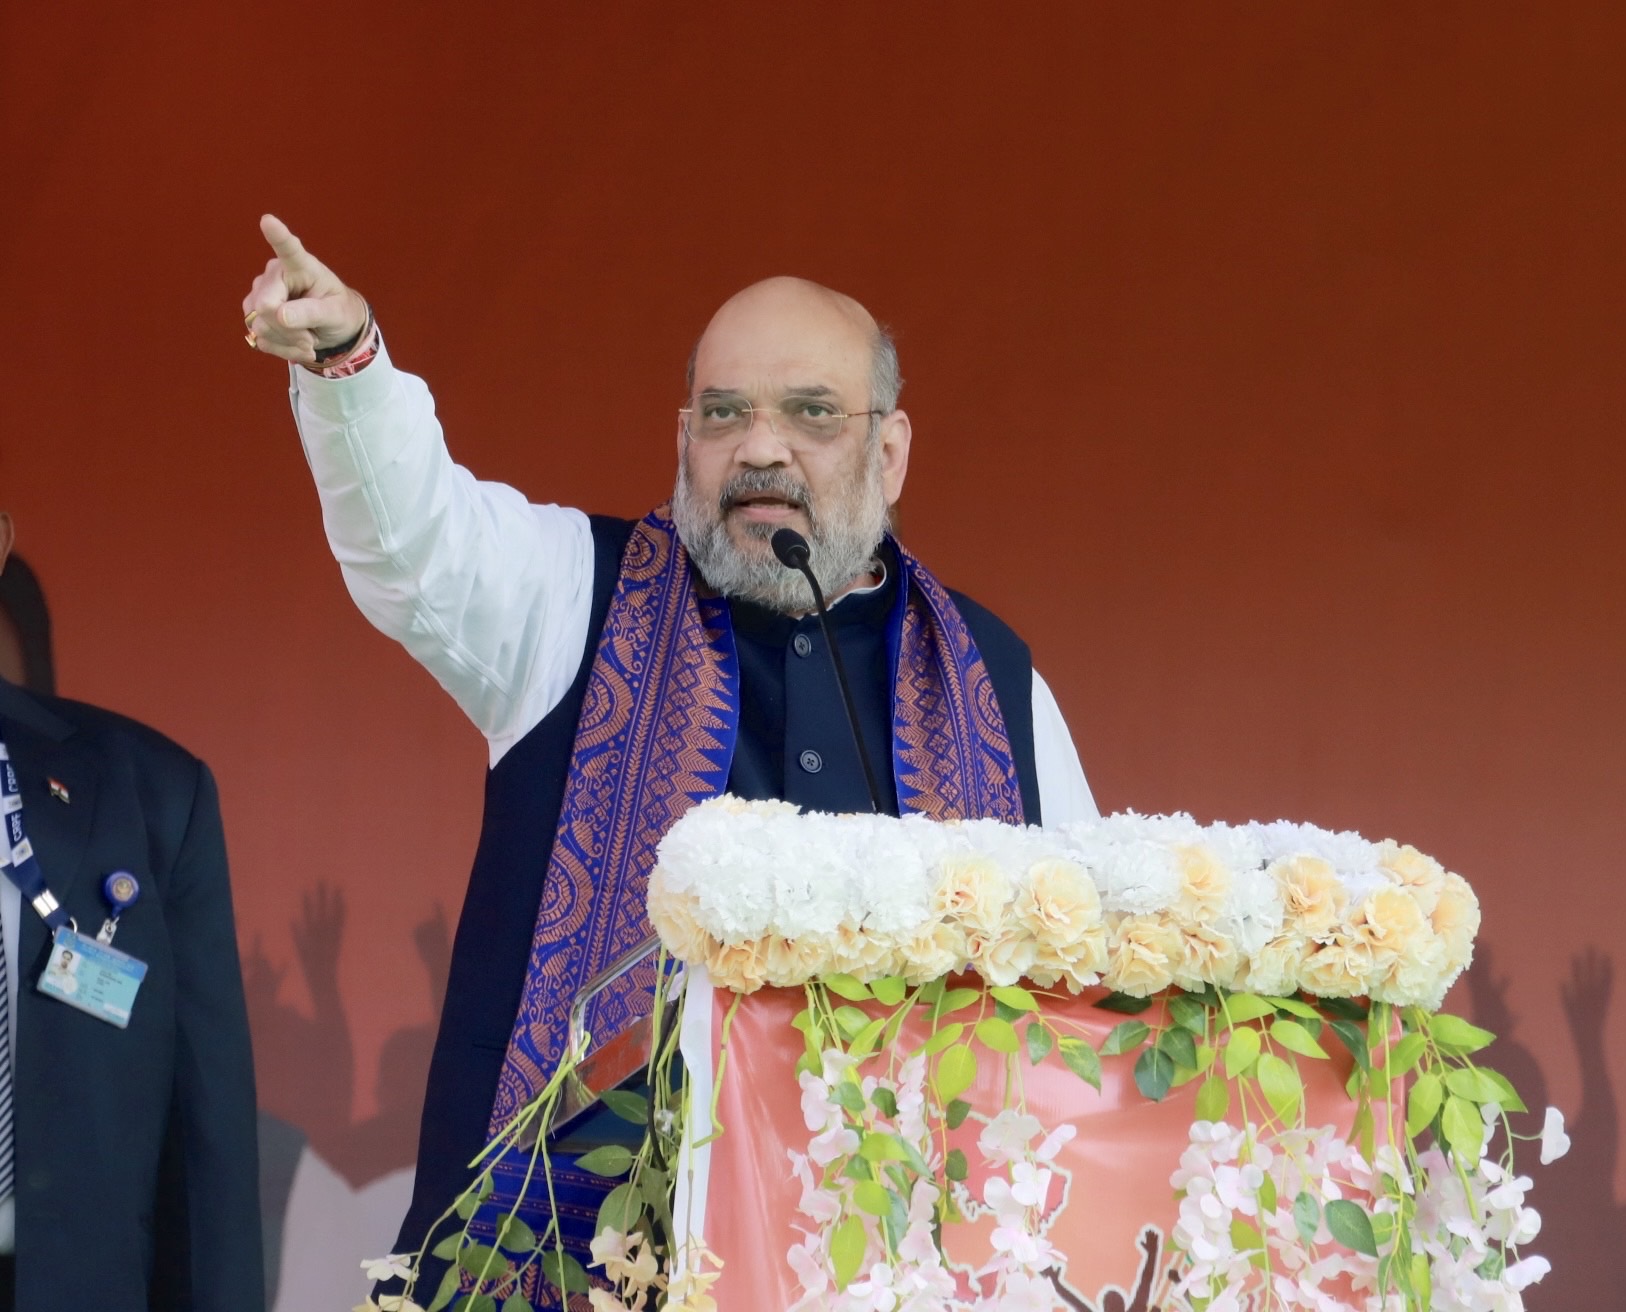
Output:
[259, 213, 310, 266]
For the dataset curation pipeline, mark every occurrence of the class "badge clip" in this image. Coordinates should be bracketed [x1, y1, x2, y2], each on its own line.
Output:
[97, 870, 141, 946]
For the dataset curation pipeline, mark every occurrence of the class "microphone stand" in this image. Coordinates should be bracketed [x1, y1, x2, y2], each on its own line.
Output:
[771, 528, 887, 816]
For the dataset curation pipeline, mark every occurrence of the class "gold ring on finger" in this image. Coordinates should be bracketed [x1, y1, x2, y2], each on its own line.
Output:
[245, 332, 258, 349]
[244, 309, 259, 327]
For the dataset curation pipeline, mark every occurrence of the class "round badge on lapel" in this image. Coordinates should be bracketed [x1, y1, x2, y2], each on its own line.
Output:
[103, 871, 141, 913]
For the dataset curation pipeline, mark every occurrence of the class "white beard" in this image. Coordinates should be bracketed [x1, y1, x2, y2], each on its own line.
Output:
[671, 445, 889, 614]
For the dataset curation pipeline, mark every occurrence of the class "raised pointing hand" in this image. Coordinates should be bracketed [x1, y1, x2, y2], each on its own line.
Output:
[242, 215, 368, 365]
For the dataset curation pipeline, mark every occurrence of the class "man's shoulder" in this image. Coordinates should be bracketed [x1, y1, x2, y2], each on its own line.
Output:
[1, 680, 206, 779]
[585, 515, 639, 598]
[586, 514, 639, 548]
[943, 585, 1033, 665]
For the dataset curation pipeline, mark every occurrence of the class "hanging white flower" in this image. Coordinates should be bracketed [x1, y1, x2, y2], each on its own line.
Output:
[1539, 1107, 1571, 1165]
[357, 1254, 413, 1283]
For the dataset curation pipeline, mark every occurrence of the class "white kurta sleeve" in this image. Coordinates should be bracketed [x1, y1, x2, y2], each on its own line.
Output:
[1031, 669, 1098, 825]
[287, 347, 594, 760]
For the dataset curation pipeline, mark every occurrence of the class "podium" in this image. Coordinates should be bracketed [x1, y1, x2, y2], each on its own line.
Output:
[398, 803, 1559, 1312]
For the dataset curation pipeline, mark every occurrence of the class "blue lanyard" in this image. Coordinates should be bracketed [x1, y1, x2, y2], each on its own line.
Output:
[0, 739, 71, 930]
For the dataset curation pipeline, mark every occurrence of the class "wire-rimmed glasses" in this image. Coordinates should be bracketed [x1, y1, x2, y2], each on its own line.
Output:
[679, 391, 882, 445]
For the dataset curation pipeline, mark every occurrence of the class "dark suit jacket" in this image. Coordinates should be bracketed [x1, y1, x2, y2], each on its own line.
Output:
[0, 679, 263, 1311]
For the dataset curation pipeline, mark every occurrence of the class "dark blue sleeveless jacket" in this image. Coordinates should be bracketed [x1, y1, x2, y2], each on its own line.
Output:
[392, 515, 1040, 1253]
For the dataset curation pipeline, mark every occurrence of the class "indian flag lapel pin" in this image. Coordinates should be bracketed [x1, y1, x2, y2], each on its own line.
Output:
[48, 778, 70, 804]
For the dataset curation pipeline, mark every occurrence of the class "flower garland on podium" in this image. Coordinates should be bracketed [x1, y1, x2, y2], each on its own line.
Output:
[361, 801, 1564, 1312]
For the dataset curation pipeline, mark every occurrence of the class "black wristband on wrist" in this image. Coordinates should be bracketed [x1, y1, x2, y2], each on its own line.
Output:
[313, 303, 371, 364]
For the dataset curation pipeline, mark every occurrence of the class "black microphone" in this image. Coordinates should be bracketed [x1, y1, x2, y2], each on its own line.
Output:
[771, 528, 887, 816]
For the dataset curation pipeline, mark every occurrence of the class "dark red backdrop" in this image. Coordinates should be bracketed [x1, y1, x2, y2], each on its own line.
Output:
[3, 3, 1621, 1303]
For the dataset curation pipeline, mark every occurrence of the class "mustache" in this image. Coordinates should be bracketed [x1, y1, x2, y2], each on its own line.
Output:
[717, 469, 814, 516]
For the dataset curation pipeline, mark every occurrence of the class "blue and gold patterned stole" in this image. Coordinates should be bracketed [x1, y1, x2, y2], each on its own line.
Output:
[479, 504, 1023, 1301]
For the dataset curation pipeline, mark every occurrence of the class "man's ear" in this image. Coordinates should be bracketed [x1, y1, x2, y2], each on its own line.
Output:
[0, 512, 14, 574]
[878, 411, 912, 507]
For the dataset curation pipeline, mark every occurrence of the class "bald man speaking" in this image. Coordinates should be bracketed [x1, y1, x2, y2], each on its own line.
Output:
[243, 216, 1096, 1302]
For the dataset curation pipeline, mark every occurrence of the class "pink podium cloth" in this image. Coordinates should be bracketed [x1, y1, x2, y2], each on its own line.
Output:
[683, 980, 1370, 1309]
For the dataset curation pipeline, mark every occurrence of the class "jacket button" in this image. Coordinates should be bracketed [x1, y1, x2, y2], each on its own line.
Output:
[798, 749, 823, 774]
[793, 633, 813, 657]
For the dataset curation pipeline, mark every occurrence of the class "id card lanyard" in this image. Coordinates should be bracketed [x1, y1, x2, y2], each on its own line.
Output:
[1, 739, 149, 1029]
[0, 741, 71, 932]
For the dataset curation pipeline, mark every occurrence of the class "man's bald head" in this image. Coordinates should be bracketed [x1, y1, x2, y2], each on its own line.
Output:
[686, 276, 902, 417]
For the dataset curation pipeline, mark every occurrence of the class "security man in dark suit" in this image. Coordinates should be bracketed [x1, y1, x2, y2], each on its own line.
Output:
[0, 513, 263, 1311]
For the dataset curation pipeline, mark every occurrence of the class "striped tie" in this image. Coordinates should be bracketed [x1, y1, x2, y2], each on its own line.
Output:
[0, 918, 12, 1206]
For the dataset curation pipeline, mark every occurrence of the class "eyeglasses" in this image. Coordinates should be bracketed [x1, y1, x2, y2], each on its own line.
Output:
[679, 392, 883, 444]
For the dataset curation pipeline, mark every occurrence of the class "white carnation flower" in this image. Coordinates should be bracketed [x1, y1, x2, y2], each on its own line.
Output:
[1063, 829, 1181, 916]
[1202, 820, 1267, 876]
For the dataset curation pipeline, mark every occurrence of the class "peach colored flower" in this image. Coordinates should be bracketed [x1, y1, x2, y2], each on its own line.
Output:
[705, 936, 771, 993]
[1102, 913, 1182, 996]
[646, 881, 717, 967]
[1271, 855, 1348, 940]
[1028, 913, 1109, 991]
[896, 917, 968, 984]
[1172, 846, 1232, 925]
[1376, 840, 1447, 917]
[1012, 858, 1105, 989]
[1015, 858, 1103, 946]
[1298, 930, 1375, 998]
[1241, 933, 1310, 998]
[823, 924, 904, 981]
[1174, 925, 1242, 991]
[763, 934, 831, 988]
[1430, 871, 1481, 969]
[1356, 886, 1428, 966]
[1026, 945, 1104, 993]
[931, 854, 1013, 937]
[1373, 930, 1450, 1007]
[968, 925, 1038, 987]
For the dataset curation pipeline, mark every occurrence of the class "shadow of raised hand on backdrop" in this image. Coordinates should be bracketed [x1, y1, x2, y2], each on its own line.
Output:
[337, 903, 453, 1186]
[1465, 941, 1550, 1143]
[244, 883, 356, 1166]
[1533, 947, 1621, 1309]
[245, 885, 451, 1189]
